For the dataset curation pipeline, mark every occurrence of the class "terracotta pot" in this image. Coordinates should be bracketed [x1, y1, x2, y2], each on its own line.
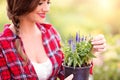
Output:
[63, 65, 92, 80]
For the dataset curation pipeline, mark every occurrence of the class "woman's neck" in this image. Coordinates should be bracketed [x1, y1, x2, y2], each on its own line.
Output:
[19, 20, 36, 34]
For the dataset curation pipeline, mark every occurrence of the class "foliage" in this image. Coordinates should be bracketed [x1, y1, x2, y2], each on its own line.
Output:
[94, 61, 120, 80]
[93, 43, 120, 80]
[63, 33, 96, 68]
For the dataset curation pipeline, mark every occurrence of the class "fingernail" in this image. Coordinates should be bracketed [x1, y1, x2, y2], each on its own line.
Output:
[71, 74, 74, 78]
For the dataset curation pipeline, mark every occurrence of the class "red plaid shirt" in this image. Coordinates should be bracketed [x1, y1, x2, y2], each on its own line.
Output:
[0, 23, 64, 80]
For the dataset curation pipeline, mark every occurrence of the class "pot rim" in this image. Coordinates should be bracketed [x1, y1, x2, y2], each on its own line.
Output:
[63, 64, 92, 69]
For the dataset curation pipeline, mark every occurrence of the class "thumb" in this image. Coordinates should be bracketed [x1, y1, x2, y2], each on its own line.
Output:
[64, 74, 74, 80]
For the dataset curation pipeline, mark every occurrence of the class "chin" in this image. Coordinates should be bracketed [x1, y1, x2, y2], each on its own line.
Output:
[37, 19, 45, 23]
[36, 21, 45, 23]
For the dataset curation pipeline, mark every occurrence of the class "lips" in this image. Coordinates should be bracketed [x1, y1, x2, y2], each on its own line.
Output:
[38, 13, 46, 18]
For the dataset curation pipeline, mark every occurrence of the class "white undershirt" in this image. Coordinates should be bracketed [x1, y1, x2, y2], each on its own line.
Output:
[31, 59, 52, 80]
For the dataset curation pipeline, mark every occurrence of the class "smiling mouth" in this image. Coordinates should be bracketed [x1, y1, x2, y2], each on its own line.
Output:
[38, 13, 46, 18]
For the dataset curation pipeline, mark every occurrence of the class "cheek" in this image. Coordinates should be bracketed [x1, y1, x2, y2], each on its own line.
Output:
[26, 12, 45, 23]
[26, 13, 38, 22]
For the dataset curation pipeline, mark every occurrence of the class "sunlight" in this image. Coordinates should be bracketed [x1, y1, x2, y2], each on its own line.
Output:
[98, 0, 111, 10]
[94, 0, 115, 21]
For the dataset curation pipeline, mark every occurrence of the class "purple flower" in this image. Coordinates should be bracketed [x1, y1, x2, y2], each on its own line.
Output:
[68, 39, 72, 45]
[81, 35, 84, 41]
[68, 36, 73, 45]
[76, 32, 79, 43]
[71, 42, 76, 53]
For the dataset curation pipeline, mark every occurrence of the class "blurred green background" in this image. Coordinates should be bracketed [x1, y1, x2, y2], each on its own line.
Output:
[0, 0, 120, 80]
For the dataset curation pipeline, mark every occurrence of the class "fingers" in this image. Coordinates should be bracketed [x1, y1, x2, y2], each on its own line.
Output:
[92, 39, 106, 45]
[92, 34, 106, 45]
[93, 43, 106, 49]
[93, 47, 106, 52]
[91, 34, 106, 53]
[64, 74, 73, 80]
[92, 34, 104, 41]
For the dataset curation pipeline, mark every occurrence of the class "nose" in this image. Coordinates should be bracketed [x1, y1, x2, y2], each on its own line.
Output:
[42, 3, 50, 12]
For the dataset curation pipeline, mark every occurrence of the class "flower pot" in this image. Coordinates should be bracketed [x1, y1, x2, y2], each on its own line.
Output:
[63, 65, 92, 80]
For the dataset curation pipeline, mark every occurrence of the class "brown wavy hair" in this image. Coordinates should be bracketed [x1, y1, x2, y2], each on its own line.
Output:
[7, 0, 40, 65]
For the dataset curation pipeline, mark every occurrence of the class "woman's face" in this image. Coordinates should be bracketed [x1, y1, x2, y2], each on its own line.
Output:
[20, 0, 51, 23]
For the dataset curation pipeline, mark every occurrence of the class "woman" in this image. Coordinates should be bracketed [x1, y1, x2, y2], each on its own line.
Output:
[0, 0, 106, 80]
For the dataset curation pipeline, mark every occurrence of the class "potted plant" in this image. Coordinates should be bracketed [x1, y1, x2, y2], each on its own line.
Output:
[63, 33, 96, 80]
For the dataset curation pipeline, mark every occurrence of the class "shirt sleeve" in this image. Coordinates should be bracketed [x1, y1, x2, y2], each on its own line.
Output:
[57, 49, 64, 80]
[56, 36, 65, 80]
[52, 27, 65, 80]
[89, 62, 93, 75]
[0, 47, 11, 79]
[48, 25, 65, 80]
[57, 64, 64, 80]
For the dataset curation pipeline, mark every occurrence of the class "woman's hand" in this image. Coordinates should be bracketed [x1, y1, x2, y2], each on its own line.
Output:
[91, 34, 106, 53]
[64, 74, 73, 80]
